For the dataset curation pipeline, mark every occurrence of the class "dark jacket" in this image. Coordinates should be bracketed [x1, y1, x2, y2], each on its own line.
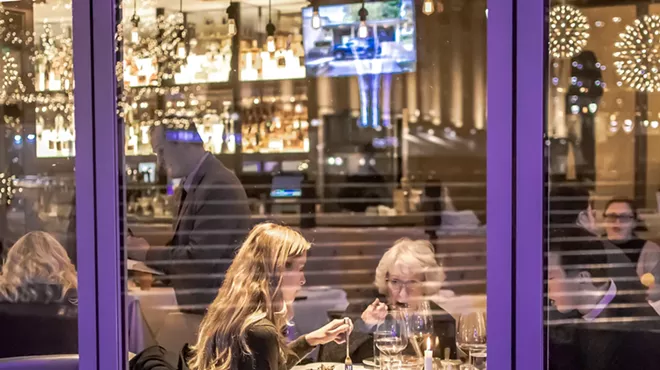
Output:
[0, 284, 78, 358]
[548, 280, 660, 370]
[146, 155, 251, 313]
[173, 318, 315, 370]
[319, 293, 456, 363]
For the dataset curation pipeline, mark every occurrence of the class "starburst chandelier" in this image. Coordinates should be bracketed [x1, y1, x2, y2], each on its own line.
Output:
[613, 15, 660, 92]
[549, 5, 590, 59]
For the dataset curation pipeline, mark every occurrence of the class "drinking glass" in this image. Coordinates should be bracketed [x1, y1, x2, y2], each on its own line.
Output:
[405, 301, 435, 357]
[456, 312, 486, 369]
[374, 309, 408, 370]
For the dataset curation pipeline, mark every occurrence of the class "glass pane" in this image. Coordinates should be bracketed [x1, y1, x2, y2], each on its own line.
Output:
[119, 0, 488, 368]
[546, 1, 660, 368]
[0, 0, 78, 359]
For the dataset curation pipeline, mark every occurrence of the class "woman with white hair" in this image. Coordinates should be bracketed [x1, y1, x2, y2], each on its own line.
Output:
[320, 238, 456, 363]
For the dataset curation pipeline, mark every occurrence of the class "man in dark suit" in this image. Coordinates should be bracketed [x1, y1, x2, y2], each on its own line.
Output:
[128, 119, 251, 313]
[547, 231, 660, 370]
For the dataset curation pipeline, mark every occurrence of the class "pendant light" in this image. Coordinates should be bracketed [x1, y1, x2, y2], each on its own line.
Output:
[358, 1, 368, 39]
[311, 0, 321, 29]
[176, 0, 187, 59]
[227, 2, 237, 37]
[422, 0, 435, 15]
[266, 0, 276, 52]
[130, 0, 140, 43]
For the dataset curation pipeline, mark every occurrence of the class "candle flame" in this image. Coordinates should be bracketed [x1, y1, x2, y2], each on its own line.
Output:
[426, 337, 431, 351]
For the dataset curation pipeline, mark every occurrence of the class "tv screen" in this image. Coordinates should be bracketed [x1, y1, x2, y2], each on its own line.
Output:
[302, 0, 416, 77]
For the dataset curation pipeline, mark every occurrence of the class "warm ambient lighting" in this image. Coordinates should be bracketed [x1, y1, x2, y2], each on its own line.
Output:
[422, 0, 435, 15]
[311, 10, 321, 29]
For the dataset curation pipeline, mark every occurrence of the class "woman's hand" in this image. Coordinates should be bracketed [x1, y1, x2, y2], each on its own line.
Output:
[305, 318, 354, 346]
[361, 298, 388, 327]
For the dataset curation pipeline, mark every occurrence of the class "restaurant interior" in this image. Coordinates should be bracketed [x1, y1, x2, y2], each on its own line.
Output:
[4, 0, 660, 368]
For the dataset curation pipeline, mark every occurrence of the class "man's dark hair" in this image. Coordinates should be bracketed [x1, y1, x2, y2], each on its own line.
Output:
[549, 230, 608, 280]
[548, 181, 591, 226]
[150, 117, 203, 145]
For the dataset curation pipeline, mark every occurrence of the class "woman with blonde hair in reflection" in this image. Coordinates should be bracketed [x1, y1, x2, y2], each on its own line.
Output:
[0, 231, 77, 304]
[185, 222, 353, 370]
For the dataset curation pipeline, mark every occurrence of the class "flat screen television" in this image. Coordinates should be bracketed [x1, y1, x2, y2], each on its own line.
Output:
[302, 0, 416, 77]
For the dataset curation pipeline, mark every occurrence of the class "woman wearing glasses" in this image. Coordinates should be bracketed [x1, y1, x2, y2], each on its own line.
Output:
[320, 238, 457, 363]
[602, 197, 660, 300]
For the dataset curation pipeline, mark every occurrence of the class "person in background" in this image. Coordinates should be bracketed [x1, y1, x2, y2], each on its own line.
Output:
[602, 198, 660, 283]
[127, 118, 251, 314]
[183, 223, 353, 370]
[547, 183, 643, 306]
[320, 238, 456, 363]
[0, 231, 78, 357]
[547, 230, 660, 370]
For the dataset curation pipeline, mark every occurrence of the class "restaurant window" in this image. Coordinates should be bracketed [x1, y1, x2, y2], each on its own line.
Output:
[0, 0, 78, 359]
[545, 0, 660, 368]
[120, 0, 488, 368]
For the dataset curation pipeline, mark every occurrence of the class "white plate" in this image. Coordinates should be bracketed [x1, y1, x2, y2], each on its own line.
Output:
[362, 357, 377, 367]
[293, 362, 343, 370]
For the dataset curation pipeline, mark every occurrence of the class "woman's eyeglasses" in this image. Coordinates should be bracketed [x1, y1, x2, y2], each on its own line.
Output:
[603, 213, 635, 223]
[386, 278, 422, 291]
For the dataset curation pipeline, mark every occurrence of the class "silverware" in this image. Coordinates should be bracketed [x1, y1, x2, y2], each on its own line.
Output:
[344, 318, 352, 370]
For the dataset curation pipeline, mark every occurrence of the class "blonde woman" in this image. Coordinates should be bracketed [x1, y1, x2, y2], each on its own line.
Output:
[320, 238, 455, 363]
[0, 231, 77, 304]
[0, 231, 78, 358]
[186, 223, 353, 370]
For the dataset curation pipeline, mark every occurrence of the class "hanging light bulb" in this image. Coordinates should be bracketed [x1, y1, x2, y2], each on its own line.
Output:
[177, 40, 187, 59]
[131, 15, 140, 43]
[226, 3, 237, 37]
[358, 2, 368, 39]
[227, 18, 237, 36]
[265, 0, 276, 52]
[422, 0, 435, 15]
[312, 9, 321, 29]
[130, 0, 140, 43]
[267, 34, 276, 53]
[311, 2, 321, 29]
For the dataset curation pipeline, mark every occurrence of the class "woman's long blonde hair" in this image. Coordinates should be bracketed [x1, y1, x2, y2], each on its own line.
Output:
[189, 222, 311, 370]
[0, 231, 77, 303]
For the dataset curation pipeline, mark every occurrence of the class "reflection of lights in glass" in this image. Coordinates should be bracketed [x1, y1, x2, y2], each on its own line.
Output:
[327, 157, 335, 165]
[312, 10, 321, 29]
[613, 17, 621, 23]
[369, 158, 376, 166]
[227, 19, 237, 36]
[614, 15, 660, 92]
[653, 121, 659, 129]
[335, 157, 344, 166]
[643, 120, 650, 127]
[359, 158, 366, 166]
[13, 135, 21, 144]
[595, 21, 604, 27]
[588, 103, 598, 113]
[423, 0, 435, 15]
[27, 134, 35, 141]
[571, 105, 580, 114]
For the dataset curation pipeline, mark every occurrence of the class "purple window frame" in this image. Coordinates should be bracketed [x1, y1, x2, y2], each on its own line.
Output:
[515, 0, 545, 368]
[73, 0, 126, 369]
[69, 0, 544, 368]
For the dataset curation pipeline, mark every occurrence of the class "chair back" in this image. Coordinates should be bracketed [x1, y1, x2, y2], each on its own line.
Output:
[0, 355, 78, 370]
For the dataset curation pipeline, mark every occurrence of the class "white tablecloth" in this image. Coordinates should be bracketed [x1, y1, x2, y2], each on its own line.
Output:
[127, 287, 178, 354]
[291, 287, 349, 337]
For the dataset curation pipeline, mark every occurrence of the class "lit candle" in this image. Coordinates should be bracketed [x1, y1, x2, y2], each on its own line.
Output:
[424, 337, 433, 370]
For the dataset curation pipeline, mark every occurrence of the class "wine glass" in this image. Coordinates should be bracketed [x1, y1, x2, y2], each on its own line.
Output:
[406, 301, 435, 357]
[456, 312, 487, 369]
[374, 309, 408, 370]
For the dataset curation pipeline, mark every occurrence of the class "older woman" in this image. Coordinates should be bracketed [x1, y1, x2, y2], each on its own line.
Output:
[320, 238, 456, 363]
